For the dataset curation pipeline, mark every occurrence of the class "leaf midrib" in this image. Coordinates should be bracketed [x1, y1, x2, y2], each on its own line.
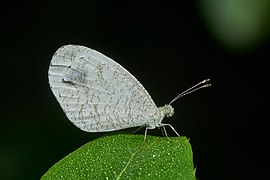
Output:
[116, 140, 156, 179]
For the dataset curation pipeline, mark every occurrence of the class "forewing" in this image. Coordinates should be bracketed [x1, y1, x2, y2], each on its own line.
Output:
[48, 45, 158, 132]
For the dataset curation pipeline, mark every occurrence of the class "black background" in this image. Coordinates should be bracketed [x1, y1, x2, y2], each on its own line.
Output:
[0, 1, 269, 179]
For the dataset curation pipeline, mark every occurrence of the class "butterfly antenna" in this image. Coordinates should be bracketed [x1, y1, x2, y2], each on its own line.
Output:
[169, 79, 211, 105]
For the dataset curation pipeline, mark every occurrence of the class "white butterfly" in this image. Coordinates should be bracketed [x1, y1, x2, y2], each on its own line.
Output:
[48, 45, 211, 141]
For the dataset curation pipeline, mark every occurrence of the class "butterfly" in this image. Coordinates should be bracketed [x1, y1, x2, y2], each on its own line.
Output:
[48, 45, 211, 141]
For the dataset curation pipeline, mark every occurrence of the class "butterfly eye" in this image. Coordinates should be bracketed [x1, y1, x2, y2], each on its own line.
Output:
[163, 105, 174, 117]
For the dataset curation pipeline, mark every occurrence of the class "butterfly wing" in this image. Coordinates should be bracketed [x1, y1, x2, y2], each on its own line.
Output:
[48, 45, 159, 132]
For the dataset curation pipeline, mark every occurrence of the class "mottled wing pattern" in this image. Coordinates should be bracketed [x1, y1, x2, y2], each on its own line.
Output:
[48, 45, 159, 132]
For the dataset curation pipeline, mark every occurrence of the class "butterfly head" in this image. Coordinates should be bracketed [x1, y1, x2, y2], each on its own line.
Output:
[163, 104, 174, 117]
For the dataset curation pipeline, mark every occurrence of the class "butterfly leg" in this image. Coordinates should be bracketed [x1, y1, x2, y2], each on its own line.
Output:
[160, 124, 180, 137]
[161, 125, 169, 139]
[143, 127, 149, 144]
[160, 126, 165, 137]
[143, 126, 156, 144]
[131, 126, 143, 134]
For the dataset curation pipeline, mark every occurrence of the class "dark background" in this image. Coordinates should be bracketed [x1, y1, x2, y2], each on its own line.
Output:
[1, 0, 269, 179]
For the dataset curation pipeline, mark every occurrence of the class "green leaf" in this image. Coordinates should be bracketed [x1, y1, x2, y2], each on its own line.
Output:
[41, 134, 196, 180]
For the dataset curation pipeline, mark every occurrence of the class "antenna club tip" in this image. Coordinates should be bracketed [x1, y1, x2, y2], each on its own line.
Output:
[202, 79, 211, 83]
[201, 84, 211, 88]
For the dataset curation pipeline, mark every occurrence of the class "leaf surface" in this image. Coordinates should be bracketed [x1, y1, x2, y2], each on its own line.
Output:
[42, 134, 195, 180]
